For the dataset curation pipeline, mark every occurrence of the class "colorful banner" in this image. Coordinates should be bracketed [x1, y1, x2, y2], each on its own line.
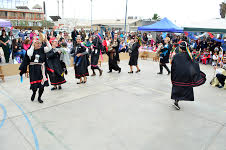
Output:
[184, 32, 224, 43]
[207, 32, 224, 43]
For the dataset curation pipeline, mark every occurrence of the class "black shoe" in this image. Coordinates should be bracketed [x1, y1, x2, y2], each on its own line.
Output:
[51, 87, 57, 91]
[157, 72, 163, 75]
[174, 100, 180, 110]
[168, 71, 171, 75]
[58, 86, 62, 90]
[108, 71, 112, 73]
[31, 94, 36, 102]
[77, 82, 82, 84]
[99, 70, 103, 76]
[81, 80, 87, 84]
[128, 71, 133, 74]
[136, 70, 141, 73]
[218, 85, 223, 88]
[38, 98, 43, 104]
[118, 68, 121, 73]
[91, 73, 96, 76]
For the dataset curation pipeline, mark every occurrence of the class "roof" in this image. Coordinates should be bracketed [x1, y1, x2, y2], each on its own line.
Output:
[138, 17, 183, 33]
[50, 16, 61, 22]
[32, 4, 42, 9]
[0, 8, 44, 14]
[16, 6, 29, 10]
[92, 19, 139, 26]
[184, 18, 226, 33]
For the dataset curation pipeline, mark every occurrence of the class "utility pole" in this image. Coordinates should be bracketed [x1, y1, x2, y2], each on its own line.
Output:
[91, 0, 93, 31]
[124, 0, 128, 33]
[62, 0, 64, 18]
[57, 0, 59, 16]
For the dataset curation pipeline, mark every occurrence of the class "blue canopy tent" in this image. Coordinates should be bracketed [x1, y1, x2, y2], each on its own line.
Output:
[138, 17, 183, 33]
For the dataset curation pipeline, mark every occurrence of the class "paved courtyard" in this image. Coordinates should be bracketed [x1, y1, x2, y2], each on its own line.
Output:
[0, 59, 226, 150]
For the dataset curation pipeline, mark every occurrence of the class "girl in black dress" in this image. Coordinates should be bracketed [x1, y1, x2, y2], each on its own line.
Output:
[128, 37, 141, 73]
[46, 39, 67, 91]
[19, 37, 52, 103]
[171, 41, 206, 110]
[71, 36, 90, 84]
[157, 37, 171, 75]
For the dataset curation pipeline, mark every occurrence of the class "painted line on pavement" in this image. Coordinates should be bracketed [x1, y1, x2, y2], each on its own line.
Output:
[0, 90, 39, 150]
[0, 104, 7, 128]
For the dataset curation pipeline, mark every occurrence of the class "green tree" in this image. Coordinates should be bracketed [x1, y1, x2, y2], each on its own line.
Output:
[152, 13, 161, 21]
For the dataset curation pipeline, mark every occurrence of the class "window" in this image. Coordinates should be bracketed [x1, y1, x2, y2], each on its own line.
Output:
[0, 11, 7, 18]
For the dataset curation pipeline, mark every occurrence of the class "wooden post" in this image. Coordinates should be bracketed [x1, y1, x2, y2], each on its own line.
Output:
[0, 66, 5, 82]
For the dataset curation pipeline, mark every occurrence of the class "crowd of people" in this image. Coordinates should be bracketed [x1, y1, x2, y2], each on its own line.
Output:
[0, 27, 225, 110]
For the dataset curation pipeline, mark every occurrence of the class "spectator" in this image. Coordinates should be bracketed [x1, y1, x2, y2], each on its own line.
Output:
[212, 52, 219, 66]
[57, 32, 64, 41]
[8, 31, 14, 55]
[30, 30, 37, 40]
[18, 29, 27, 41]
[52, 28, 57, 37]
[71, 27, 79, 45]
[0, 30, 10, 63]
[66, 39, 73, 51]
[12, 39, 26, 58]
[23, 39, 31, 51]
[80, 28, 86, 41]
[142, 33, 148, 45]
[111, 29, 115, 39]
[214, 56, 226, 88]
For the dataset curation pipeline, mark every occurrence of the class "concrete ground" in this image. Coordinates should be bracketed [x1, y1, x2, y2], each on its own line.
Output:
[0, 59, 226, 150]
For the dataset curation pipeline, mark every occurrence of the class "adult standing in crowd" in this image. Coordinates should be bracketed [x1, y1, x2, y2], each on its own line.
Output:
[30, 30, 37, 40]
[80, 28, 86, 41]
[111, 29, 115, 39]
[0, 30, 10, 63]
[52, 28, 57, 37]
[23, 39, 31, 51]
[19, 36, 52, 103]
[57, 32, 64, 41]
[157, 37, 171, 75]
[128, 37, 141, 73]
[171, 41, 206, 110]
[142, 33, 148, 45]
[71, 27, 79, 45]
[18, 29, 26, 41]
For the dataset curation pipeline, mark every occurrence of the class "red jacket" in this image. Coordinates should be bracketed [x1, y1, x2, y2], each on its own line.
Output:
[103, 40, 108, 52]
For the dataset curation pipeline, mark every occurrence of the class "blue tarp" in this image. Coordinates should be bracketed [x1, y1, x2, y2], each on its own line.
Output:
[138, 17, 183, 33]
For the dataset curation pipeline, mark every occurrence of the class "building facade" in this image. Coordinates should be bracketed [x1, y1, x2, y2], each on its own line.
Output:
[0, 8, 45, 28]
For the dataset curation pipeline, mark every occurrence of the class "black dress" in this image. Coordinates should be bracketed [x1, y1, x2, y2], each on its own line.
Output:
[113, 39, 120, 62]
[160, 44, 171, 64]
[129, 42, 140, 66]
[91, 36, 101, 68]
[19, 48, 49, 90]
[171, 52, 206, 101]
[46, 49, 66, 85]
[108, 40, 121, 72]
[71, 44, 90, 79]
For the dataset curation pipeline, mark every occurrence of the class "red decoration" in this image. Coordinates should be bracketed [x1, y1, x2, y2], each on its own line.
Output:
[208, 32, 214, 39]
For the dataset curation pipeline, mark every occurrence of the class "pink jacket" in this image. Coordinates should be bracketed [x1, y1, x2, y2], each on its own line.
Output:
[23, 44, 30, 51]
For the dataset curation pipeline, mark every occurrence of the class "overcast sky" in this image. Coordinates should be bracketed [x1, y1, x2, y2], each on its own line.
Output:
[29, 0, 224, 25]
